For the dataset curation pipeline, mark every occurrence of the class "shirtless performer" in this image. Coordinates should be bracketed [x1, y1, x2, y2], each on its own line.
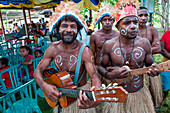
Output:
[90, 5, 119, 66]
[90, 5, 119, 86]
[34, 2, 101, 113]
[137, 7, 163, 109]
[98, 1, 160, 112]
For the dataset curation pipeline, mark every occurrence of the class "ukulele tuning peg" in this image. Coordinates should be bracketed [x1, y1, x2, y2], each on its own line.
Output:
[112, 83, 118, 88]
[100, 84, 106, 89]
[106, 83, 112, 89]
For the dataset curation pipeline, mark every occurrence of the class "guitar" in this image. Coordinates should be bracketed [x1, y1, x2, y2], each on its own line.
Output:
[107, 60, 170, 84]
[43, 68, 128, 108]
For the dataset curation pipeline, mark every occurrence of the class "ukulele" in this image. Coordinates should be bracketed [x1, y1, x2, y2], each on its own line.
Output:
[107, 60, 170, 84]
[43, 68, 128, 108]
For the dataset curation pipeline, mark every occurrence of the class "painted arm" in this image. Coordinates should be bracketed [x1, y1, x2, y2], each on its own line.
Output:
[90, 33, 96, 56]
[78, 47, 101, 109]
[160, 41, 170, 59]
[34, 44, 61, 102]
[151, 27, 161, 54]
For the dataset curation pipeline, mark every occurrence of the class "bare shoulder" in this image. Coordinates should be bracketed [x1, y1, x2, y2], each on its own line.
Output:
[136, 36, 151, 48]
[44, 41, 60, 55]
[111, 30, 119, 36]
[103, 36, 119, 53]
[147, 26, 158, 32]
[91, 29, 103, 38]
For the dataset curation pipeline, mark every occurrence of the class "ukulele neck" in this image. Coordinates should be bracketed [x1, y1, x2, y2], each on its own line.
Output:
[58, 88, 94, 101]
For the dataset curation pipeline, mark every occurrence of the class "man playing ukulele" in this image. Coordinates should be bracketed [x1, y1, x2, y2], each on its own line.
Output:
[98, 1, 160, 112]
[34, 2, 101, 113]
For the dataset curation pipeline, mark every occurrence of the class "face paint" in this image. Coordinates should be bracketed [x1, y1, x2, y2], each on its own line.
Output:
[120, 25, 130, 36]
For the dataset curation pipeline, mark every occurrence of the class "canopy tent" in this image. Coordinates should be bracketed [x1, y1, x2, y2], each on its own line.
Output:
[0, 0, 100, 10]
[0, 0, 100, 41]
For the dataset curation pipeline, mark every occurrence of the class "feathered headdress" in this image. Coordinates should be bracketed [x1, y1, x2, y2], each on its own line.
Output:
[49, 1, 87, 34]
[93, 3, 117, 27]
[115, 0, 140, 25]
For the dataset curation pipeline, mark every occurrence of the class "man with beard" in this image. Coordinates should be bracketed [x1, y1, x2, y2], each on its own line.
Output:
[98, 1, 160, 112]
[34, 2, 101, 113]
[137, 7, 163, 109]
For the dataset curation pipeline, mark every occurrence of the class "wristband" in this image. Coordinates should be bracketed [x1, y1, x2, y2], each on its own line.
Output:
[104, 71, 110, 80]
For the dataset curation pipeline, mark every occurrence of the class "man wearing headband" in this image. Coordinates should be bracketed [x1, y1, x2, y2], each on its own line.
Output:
[34, 2, 101, 113]
[137, 6, 163, 109]
[98, 1, 160, 112]
[90, 6, 119, 87]
[90, 6, 119, 66]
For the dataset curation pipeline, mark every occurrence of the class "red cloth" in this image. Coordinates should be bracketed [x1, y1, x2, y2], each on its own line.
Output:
[25, 54, 34, 78]
[0, 66, 14, 88]
[160, 30, 170, 52]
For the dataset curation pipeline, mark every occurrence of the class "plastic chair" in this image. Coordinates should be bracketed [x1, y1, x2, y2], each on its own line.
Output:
[0, 79, 42, 113]
[0, 64, 29, 94]
[33, 57, 43, 71]
[39, 38, 47, 52]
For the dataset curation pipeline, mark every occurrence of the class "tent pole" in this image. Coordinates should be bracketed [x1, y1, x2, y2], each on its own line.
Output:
[28, 9, 32, 23]
[22, 7, 29, 39]
[0, 10, 6, 41]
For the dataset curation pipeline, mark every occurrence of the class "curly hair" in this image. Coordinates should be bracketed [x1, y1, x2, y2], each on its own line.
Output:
[55, 15, 83, 33]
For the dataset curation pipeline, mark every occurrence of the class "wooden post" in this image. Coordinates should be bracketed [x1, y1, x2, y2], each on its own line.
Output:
[53, 6, 55, 11]
[0, 10, 6, 41]
[28, 9, 32, 23]
[89, 10, 92, 18]
[22, 7, 29, 39]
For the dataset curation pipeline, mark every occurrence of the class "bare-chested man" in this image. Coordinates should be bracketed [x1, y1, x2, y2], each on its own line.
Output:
[137, 7, 161, 54]
[137, 7, 163, 108]
[90, 15, 119, 66]
[34, 14, 101, 113]
[98, 3, 160, 113]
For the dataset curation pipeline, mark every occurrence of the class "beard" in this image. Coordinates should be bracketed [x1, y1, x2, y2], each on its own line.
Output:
[125, 34, 137, 39]
[59, 32, 77, 44]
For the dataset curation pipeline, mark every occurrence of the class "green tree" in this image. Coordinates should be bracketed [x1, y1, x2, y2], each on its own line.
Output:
[154, 0, 169, 31]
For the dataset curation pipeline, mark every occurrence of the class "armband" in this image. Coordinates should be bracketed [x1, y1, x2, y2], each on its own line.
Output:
[104, 71, 111, 80]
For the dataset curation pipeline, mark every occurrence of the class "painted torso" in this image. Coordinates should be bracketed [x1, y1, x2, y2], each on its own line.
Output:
[108, 37, 148, 92]
[93, 29, 119, 65]
[51, 40, 87, 86]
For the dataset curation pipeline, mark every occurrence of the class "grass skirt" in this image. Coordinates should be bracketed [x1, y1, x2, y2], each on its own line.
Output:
[103, 85, 155, 113]
[144, 74, 163, 108]
[53, 81, 97, 113]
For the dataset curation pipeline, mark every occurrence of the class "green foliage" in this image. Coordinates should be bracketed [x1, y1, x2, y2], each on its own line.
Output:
[101, 0, 118, 5]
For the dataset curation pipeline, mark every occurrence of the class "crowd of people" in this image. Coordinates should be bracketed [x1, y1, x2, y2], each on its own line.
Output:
[0, 0, 170, 113]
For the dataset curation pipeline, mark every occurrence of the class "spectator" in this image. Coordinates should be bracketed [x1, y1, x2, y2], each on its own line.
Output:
[0, 57, 14, 90]
[19, 46, 34, 79]
[13, 29, 20, 39]
[160, 30, 170, 101]
[34, 49, 43, 58]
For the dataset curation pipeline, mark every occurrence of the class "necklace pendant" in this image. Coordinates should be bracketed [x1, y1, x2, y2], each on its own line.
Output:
[125, 61, 129, 65]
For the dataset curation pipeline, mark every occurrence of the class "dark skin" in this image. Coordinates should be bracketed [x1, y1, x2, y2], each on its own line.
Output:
[160, 40, 170, 100]
[34, 20, 101, 109]
[98, 16, 160, 93]
[90, 16, 119, 66]
[137, 9, 161, 54]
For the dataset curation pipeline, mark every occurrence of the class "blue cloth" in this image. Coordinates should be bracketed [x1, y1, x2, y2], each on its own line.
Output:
[14, 32, 20, 38]
[161, 71, 170, 91]
[94, 13, 112, 26]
